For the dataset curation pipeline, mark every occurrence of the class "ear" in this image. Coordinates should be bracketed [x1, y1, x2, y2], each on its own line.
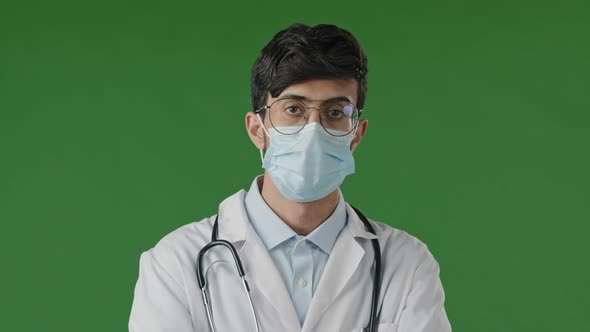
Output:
[245, 112, 267, 150]
[351, 118, 368, 152]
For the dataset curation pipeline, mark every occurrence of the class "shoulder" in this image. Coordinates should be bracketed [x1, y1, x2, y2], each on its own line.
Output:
[135, 215, 216, 286]
[147, 215, 216, 264]
[370, 219, 440, 270]
[149, 216, 215, 262]
[135, 189, 250, 282]
[144, 189, 249, 263]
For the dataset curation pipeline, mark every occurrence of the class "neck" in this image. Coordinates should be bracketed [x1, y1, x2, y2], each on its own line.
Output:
[259, 172, 340, 236]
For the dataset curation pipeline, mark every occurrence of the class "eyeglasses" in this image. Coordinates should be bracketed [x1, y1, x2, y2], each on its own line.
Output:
[255, 97, 362, 136]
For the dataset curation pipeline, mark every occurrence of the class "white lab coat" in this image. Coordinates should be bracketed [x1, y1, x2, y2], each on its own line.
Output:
[129, 190, 451, 332]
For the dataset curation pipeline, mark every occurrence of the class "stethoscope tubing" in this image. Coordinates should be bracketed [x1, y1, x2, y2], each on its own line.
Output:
[351, 205, 382, 332]
[196, 205, 382, 332]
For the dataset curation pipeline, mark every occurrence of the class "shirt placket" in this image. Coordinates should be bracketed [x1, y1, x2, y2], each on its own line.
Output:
[290, 236, 313, 326]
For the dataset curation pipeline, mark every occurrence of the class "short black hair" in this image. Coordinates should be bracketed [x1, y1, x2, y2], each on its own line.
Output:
[250, 23, 368, 113]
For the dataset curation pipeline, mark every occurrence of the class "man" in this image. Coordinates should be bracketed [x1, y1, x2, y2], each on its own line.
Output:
[129, 23, 452, 332]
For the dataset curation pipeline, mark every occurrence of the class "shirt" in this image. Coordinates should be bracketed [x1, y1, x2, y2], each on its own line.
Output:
[243, 175, 348, 327]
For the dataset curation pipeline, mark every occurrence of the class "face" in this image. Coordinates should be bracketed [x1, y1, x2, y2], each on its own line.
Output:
[246, 79, 368, 152]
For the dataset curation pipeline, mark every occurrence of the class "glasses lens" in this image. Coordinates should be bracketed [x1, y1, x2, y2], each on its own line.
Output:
[320, 101, 359, 136]
[268, 98, 307, 134]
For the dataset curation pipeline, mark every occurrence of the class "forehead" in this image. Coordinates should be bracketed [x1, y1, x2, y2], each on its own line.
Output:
[270, 79, 358, 104]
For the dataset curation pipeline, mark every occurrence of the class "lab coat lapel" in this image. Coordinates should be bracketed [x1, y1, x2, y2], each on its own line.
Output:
[239, 228, 301, 331]
[217, 190, 301, 332]
[302, 203, 378, 332]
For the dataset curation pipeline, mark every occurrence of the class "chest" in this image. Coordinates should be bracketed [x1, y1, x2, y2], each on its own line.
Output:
[186, 234, 411, 332]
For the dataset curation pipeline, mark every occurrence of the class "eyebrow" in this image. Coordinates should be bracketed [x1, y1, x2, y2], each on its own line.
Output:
[279, 94, 353, 104]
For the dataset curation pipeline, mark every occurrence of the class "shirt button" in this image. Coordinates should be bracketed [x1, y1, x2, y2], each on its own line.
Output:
[299, 241, 307, 248]
[298, 279, 308, 288]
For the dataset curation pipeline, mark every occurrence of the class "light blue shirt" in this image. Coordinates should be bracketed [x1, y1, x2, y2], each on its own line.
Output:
[243, 175, 348, 327]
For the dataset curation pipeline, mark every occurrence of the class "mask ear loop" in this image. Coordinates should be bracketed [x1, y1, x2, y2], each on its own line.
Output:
[256, 113, 271, 165]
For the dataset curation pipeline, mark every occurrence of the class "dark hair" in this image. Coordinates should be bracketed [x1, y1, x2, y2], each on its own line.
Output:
[250, 23, 368, 113]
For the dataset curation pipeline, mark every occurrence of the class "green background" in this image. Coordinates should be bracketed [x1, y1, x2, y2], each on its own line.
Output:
[1, 0, 588, 331]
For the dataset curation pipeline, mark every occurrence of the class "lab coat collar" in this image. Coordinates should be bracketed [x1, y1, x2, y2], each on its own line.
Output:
[215, 189, 250, 244]
[215, 189, 378, 248]
[244, 176, 297, 250]
[344, 203, 379, 240]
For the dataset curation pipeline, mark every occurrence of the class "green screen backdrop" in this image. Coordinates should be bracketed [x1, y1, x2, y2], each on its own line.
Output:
[1, 0, 588, 331]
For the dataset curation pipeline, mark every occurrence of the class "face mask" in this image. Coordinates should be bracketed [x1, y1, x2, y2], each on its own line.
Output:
[258, 118, 356, 202]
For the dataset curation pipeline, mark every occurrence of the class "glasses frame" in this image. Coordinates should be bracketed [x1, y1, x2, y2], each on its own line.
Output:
[254, 97, 364, 136]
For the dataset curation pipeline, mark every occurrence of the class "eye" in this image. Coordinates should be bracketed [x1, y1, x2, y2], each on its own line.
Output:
[285, 105, 304, 115]
[326, 109, 344, 119]
[322, 102, 355, 121]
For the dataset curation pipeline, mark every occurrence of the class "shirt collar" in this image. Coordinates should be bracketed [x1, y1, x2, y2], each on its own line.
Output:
[306, 190, 347, 254]
[244, 175, 348, 254]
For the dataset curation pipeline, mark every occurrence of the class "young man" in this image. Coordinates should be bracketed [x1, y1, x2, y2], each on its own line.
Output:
[129, 23, 452, 332]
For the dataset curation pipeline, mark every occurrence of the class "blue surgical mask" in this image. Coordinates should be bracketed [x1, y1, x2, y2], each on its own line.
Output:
[258, 119, 356, 202]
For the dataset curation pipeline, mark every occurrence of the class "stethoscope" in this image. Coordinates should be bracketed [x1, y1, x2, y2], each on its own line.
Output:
[196, 205, 382, 332]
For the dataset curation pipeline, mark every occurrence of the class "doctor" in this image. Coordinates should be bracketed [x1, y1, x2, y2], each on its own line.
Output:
[129, 23, 452, 332]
